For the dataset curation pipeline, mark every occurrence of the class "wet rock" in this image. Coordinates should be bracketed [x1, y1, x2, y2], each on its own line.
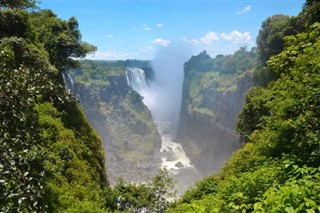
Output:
[175, 161, 184, 168]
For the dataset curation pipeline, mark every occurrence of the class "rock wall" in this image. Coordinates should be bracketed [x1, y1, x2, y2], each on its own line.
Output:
[70, 61, 162, 184]
[178, 70, 253, 176]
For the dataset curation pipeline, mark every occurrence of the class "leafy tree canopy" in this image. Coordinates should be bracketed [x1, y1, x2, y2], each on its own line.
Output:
[256, 14, 294, 65]
[109, 169, 176, 213]
[0, 0, 38, 9]
[0, 3, 106, 212]
[30, 10, 96, 72]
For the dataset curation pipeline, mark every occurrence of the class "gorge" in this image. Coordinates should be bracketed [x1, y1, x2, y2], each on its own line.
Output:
[3, 1, 320, 211]
[65, 47, 257, 194]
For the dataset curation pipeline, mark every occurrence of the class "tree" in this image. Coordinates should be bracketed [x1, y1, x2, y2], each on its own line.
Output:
[184, 50, 213, 73]
[256, 15, 293, 65]
[0, 37, 55, 212]
[112, 169, 176, 213]
[236, 86, 271, 142]
[302, 0, 320, 26]
[221, 56, 236, 74]
[0, 10, 34, 40]
[0, 0, 38, 9]
[0, 4, 104, 212]
[30, 10, 96, 74]
[150, 169, 176, 212]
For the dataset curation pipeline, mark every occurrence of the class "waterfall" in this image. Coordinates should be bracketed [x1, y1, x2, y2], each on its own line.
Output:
[62, 71, 75, 91]
[126, 67, 201, 195]
[126, 68, 148, 92]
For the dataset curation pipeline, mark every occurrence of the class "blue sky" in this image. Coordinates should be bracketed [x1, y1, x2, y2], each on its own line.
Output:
[41, 0, 304, 60]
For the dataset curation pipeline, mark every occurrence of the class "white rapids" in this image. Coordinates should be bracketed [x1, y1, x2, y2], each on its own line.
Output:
[157, 121, 192, 173]
[156, 121, 201, 195]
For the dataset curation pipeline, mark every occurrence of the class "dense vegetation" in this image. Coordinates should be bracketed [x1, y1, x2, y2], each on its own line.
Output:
[0, 1, 108, 212]
[182, 47, 257, 119]
[0, 1, 176, 212]
[170, 1, 320, 212]
[2, 0, 320, 212]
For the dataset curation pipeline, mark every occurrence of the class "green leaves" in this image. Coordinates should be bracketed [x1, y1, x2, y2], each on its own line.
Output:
[256, 15, 295, 65]
[0, 0, 38, 9]
[111, 169, 176, 213]
[173, 10, 320, 213]
[30, 10, 97, 72]
[0, 4, 103, 212]
[252, 171, 320, 212]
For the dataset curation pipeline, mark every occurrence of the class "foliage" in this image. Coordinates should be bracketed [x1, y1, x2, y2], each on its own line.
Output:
[254, 14, 305, 85]
[111, 169, 176, 213]
[30, 10, 96, 73]
[236, 86, 271, 142]
[0, 3, 108, 212]
[0, 0, 38, 9]
[0, 36, 57, 212]
[239, 23, 320, 165]
[124, 59, 151, 68]
[184, 47, 257, 75]
[173, 6, 320, 213]
[36, 102, 107, 212]
[182, 48, 256, 120]
[302, 0, 320, 27]
[253, 169, 320, 212]
[256, 15, 293, 65]
[71, 60, 126, 86]
[178, 176, 218, 204]
[0, 9, 35, 41]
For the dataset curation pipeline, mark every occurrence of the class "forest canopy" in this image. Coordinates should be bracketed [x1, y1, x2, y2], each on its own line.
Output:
[0, 2, 106, 212]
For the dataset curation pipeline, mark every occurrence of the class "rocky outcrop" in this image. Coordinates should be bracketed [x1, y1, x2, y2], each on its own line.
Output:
[69, 61, 162, 184]
[178, 69, 253, 176]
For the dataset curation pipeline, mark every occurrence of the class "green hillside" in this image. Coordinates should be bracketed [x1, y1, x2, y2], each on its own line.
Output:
[170, 2, 320, 212]
[0, 2, 107, 212]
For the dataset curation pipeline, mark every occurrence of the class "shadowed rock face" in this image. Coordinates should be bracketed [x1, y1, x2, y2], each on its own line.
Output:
[69, 62, 162, 185]
[178, 71, 253, 176]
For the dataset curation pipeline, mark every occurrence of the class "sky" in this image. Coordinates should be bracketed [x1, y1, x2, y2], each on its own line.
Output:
[40, 0, 305, 60]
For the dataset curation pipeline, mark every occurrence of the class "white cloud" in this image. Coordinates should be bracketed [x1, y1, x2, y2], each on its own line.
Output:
[150, 38, 171, 47]
[86, 51, 140, 60]
[144, 27, 151, 31]
[220, 30, 252, 45]
[182, 31, 219, 45]
[105, 34, 114, 38]
[183, 30, 253, 47]
[200, 31, 220, 44]
[220, 33, 233, 41]
[237, 5, 251, 15]
[156, 23, 164, 28]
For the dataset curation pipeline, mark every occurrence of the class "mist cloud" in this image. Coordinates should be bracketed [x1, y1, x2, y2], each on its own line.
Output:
[142, 45, 191, 129]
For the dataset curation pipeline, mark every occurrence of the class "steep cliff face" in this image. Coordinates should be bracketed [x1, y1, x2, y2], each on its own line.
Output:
[69, 60, 161, 184]
[178, 50, 255, 176]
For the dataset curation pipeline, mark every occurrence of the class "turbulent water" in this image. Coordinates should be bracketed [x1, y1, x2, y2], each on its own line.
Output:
[126, 67, 201, 194]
